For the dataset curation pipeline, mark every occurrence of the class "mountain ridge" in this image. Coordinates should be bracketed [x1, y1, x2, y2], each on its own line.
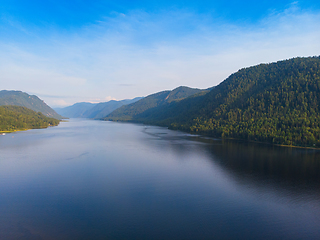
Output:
[54, 102, 97, 118]
[55, 97, 143, 119]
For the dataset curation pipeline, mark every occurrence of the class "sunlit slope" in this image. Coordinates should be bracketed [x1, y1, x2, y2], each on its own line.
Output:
[106, 86, 204, 121]
[0, 90, 62, 119]
[0, 105, 60, 132]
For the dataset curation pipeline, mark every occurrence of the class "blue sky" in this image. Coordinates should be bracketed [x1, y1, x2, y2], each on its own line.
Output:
[1, 0, 320, 107]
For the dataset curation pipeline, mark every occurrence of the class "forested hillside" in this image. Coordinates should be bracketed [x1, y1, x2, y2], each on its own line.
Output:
[186, 56, 320, 147]
[107, 56, 320, 148]
[0, 105, 60, 132]
[0, 90, 62, 119]
[107, 86, 205, 121]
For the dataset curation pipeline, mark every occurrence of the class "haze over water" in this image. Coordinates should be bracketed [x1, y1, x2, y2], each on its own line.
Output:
[0, 119, 320, 239]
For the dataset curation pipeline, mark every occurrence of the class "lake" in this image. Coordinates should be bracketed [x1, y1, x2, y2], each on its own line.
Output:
[0, 119, 320, 239]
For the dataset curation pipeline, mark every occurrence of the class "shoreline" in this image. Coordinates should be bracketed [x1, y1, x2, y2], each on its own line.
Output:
[0, 129, 31, 134]
[106, 119, 320, 151]
[190, 131, 320, 151]
[0, 123, 60, 134]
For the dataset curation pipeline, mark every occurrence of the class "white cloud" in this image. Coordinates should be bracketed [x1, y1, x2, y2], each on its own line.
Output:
[52, 99, 68, 107]
[0, 6, 320, 107]
[0, 62, 87, 91]
[88, 96, 117, 103]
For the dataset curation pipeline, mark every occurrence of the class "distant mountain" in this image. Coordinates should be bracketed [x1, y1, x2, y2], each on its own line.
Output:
[107, 56, 320, 148]
[54, 102, 97, 118]
[0, 90, 62, 119]
[106, 86, 205, 121]
[0, 105, 60, 132]
[84, 97, 143, 119]
[55, 97, 143, 119]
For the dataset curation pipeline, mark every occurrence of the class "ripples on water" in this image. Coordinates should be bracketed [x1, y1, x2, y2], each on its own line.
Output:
[0, 119, 319, 239]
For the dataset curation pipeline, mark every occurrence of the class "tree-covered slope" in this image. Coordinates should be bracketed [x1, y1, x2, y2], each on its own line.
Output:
[0, 90, 62, 119]
[0, 105, 60, 132]
[183, 56, 320, 147]
[107, 56, 320, 148]
[106, 86, 204, 121]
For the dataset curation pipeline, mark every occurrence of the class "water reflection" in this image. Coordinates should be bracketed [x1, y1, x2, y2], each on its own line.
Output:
[143, 126, 320, 202]
[206, 139, 320, 183]
[144, 126, 320, 186]
[0, 120, 319, 240]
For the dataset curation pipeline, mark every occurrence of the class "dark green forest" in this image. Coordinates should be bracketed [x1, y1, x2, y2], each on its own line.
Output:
[107, 56, 320, 148]
[187, 57, 320, 148]
[0, 105, 60, 132]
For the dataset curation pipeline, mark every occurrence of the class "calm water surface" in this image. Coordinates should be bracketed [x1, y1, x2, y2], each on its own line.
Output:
[0, 119, 320, 239]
